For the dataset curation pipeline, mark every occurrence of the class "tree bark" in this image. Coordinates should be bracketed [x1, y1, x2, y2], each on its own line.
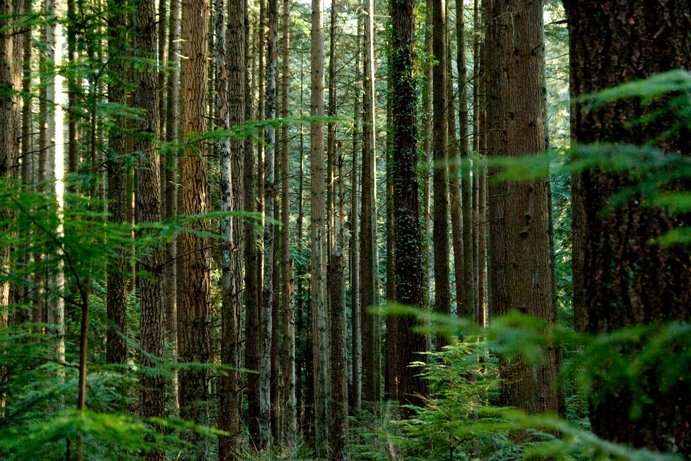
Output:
[349, 16, 362, 412]
[486, 0, 561, 415]
[178, 0, 211, 446]
[310, 0, 329, 453]
[218, 0, 244, 457]
[391, 0, 428, 409]
[105, 0, 129, 367]
[133, 0, 164, 448]
[564, 0, 690, 454]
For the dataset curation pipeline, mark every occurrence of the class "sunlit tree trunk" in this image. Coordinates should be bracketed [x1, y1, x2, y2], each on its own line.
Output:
[178, 0, 211, 449]
[0, 0, 22, 327]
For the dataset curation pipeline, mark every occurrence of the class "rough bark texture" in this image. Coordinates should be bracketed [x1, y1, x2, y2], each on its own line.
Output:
[329, 251, 348, 460]
[486, 0, 561, 414]
[360, 0, 380, 405]
[218, 0, 244, 457]
[391, 0, 428, 409]
[105, 0, 129, 366]
[0, 0, 20, 180]
[133, 0, 164, 445]
[563, 0, 690, 454]
[432, 0, 450, 351]
[178, 0, 211, 443]
[310, 0, 329, 453]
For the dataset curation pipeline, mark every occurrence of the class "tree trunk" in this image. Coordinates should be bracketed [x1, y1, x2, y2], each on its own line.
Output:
[178, 0, 211, 446]
[360, 0, 380, 405]
[259, 0, 278, 449]
[456, 0, 474, 322]
[310, 0, 329, 453]
[391, 0, 428, 409]
[163, 0, 180, 416]
[563, 0, 690, 454]
[349, 16, 362, 413]
[105, 0, 129, 367]
[432, 0, 450, 350]
[218, 0, 244, 458]
[278, 0, 295, 445]
[486, 0, 561, 415]
[133, 0, 164, 448]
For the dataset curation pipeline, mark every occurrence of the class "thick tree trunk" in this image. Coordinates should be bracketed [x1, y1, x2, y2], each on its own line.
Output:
[105, 0, 129, 367]
[486, 0, 561, 415]
[133, 0, 164, 450]
[564, 0, 690, 454]
[391, 0, 428, 409]
[178, 0, 211, 448]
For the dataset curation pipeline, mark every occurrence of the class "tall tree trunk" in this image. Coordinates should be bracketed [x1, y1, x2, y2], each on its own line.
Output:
[456, 0, 474, 322]
[279, 0, 296, 444]
[0, 0, 22, 327]
[163, 0, 181, 416]
[133, 0, 164, 448]
[218, 0, 245, 458]
[563, 0, 690, 454]
[349, 16, 362, 413]
[310, 0, 329, 453]
[329, 183, 348, 461]
[244, 13, 261, 449]
[486, 0, 561, 415]
[360, 0, 380, 404]
[178, 0, 211, 447]
[447, 6, 465, 321]
[391, 0, 428, 409]
[260, 0, 278, 448]
[105, 0, 129, 367]
[432, 0, 450, 350]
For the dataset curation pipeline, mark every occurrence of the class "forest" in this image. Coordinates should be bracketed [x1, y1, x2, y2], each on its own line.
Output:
[0, 0, 689, 459]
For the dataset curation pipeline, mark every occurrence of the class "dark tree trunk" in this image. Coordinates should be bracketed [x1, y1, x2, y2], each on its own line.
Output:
[105, 0, 129, 367]
[391, 0, 428, 409]
[563, 0, 690, 454]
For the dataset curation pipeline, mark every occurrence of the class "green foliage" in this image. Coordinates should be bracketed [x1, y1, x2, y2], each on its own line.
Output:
[370, 305, 688, 460]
